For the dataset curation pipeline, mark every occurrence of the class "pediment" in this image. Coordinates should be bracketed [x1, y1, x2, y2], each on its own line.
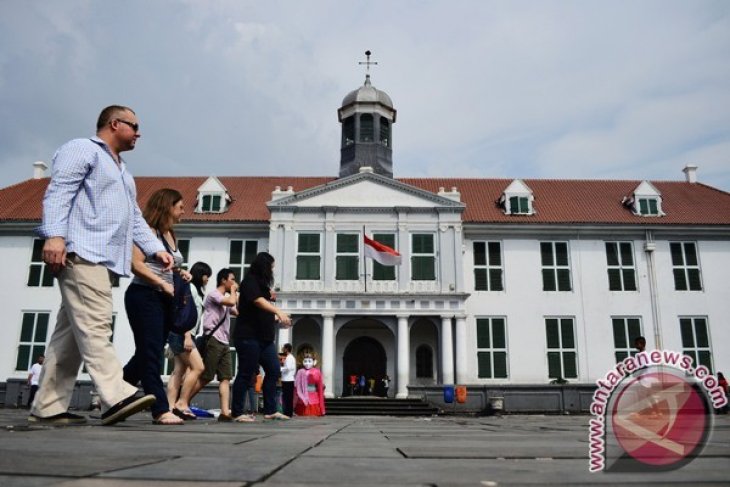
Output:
[503, 179, 533, 195]
[268, 172, 464, 210]
[633, 180, 660, 197]
[197, 176, 228, 193]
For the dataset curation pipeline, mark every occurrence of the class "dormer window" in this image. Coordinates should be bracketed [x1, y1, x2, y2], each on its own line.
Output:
[637, 197, 659, 216]
[509, 196, 530, 214]
[500, 179, 534, 216]
[196, 176, 231, 214]
[625, 181, 664, 217]
[201, 194, 222, 212]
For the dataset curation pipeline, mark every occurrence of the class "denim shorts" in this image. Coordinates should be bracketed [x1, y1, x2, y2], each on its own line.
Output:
[167, 331, 194, 356]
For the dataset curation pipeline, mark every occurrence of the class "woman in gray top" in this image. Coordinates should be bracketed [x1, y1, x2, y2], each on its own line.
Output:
[122, 188, 189, 425]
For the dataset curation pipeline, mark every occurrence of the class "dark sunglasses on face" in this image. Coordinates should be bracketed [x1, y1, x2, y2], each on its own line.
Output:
[114, 119, 139, 133]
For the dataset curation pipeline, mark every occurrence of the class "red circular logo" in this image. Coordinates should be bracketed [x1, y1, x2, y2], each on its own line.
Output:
[611, 369, 710, 468]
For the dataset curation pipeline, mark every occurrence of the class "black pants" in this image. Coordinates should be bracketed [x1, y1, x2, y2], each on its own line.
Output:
[282, 381, 294, 417]
[123, 283, 172, 418]
[27, 385, 39, 407]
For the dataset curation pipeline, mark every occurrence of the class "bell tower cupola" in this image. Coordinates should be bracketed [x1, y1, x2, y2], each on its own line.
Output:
[338, 51, 397, 178]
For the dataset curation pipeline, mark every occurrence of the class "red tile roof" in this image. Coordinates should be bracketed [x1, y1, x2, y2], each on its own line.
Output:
[1, 176, 729, 226]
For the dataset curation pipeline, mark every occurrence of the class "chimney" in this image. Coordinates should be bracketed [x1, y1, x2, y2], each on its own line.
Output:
[682, 164, 698, 184]
[33, 161, 48, 179]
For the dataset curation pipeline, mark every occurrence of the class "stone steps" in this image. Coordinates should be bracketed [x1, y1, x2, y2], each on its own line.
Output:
[325, 397, 439, 416]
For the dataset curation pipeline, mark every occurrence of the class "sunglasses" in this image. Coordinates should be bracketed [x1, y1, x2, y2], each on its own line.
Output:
[114, 119, 139, 133]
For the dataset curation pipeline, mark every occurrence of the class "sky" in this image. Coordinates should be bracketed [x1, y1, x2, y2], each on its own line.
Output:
[1, 1, 729, 191]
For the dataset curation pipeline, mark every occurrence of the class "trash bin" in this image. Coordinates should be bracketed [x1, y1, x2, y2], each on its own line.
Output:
[443, 385, 455, 404]
[455, 386, 467, 404]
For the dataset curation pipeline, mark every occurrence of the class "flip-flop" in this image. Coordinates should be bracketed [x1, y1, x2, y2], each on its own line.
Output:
[172, 407, 197, 421]
[153, 413, 184, 425]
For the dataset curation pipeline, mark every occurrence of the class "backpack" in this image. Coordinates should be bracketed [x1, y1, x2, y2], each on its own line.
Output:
[160, 233, 198, 334]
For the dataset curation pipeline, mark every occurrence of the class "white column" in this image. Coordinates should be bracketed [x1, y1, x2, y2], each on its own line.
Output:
[441, 315, 454, 385]
[396, 315, 410, 398]
[278, 326, 292, 349]
[321, 313, 335, 398]
[455, 315, 468, 384]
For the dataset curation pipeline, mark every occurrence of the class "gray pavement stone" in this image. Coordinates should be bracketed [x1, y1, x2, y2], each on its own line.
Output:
[0, 409, 727, 486]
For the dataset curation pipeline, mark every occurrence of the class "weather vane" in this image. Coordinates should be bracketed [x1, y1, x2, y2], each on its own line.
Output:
[358, 50, 378, 75]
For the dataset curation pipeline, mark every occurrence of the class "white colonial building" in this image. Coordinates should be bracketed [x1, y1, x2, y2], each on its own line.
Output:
[1, 74, 729, 410]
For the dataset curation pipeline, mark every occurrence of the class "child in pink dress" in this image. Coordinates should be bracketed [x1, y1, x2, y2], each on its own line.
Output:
[293, 354, 326, 416]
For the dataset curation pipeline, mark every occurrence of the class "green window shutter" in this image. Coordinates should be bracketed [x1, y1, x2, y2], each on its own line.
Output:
[673, 269, 688, 291]
[670, 243, 684, 265]
[202, 195, 211, 212]
[412, 256, 435, 281]
[487, 242, 501, 265]
[493, 352, 508, 378]
[177, 240, 190, 264]
[509, 196, 518, 213]
[230, 241, 243, 265]
[492, 319, 506, 348]
[557, 269, 571, 291]
[627, 319, 641, 341]
[619, 243, 634, 265]
[560, 319, 575, 348]
[20, 314, 34, 342]
[540, 242, 553, 266]
[34, 313, 49, 342]
[563, 352, 577, 378]
[545, 319, 559, 349]
[412, 234, 434, 254]
[489, 269, 503, 291]
[474, 268, 487, 291]
[337, 234, 358, 252]
[542, 269, 556, 291]
[687, 269, 702, 290]
[476, 319, 490, 348]
[27, 265, 41, 287]
[607, 269, 622, 290]
[296, 256, 320, 280]
[694, 319, 709, 347]
[639, 199, 648, 214]
[244, 241, 258, 265]
[373, 234, 396, 281]
[336, 256, 359, 280]
[212, 196, 221, 212]
[473, 242, 486, 266]
[683, 243, 698, 265]
[16, 345, 30, 371]
[612, 319, 627, 349]
[555, 243, 569, 266]
[679, 319, 694, 347]
[298, 234, 320, 252]
[547, 352, 561, 379]
[605, 242, 618, 266]
[648, 199, 658, 215]
[698, 351, 712, 369]
[622, 269, 637, 291]
[477, 351, 492, 378]
[615, 351, 628, 362]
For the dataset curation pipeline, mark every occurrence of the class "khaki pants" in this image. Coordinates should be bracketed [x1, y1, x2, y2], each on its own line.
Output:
[31, 255, 137, 416]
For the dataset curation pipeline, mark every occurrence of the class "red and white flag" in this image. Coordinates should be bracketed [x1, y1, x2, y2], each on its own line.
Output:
[364, 235, 402, 266]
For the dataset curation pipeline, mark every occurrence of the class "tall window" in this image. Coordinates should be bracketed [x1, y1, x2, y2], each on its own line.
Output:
[411, 234, 435, 281]
[360, 114, 374, 142]
[612, 317, 642, 362]
[28, 239, 54, 287]
[177, 239, 191, 270]
[545, 317, 577, 379]
[372, 233, 396, 281]
[509, 196, 530, 214]
[379, 117, 390, 147]
[415, 345, 433, 378]
[343, 116, 355, 146]
[476, 317, 508, 378]
[230, 240, 258, 282]
[670, 242, 702, 291]
[680, 317, 713, 370]
[541, 242, 571, 291]
[336, 234, 359, 280]
[473, 241, 503, 291]
[16, 312, 49, 371]
[296, 233, 321, 280]
[605, 242, 637, 291]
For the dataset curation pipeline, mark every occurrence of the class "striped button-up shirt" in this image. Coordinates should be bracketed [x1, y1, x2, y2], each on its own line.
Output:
[37, 136, 164, 277]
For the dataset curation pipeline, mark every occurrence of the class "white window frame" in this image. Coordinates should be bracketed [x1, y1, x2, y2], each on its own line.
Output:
[611, 316, 642, 363]
[296, 233, 322, 281]
[27, 238, 54, 287]
[411, 233, 436, 281]
[670, 242, 703, 291]
[680, 316, 713, 371]
[473, 241, 504, 291]
[16, 311, 50, 371]
[476, 317, 509, 379]
[540, 241, 572, 292]
[335, 233, 360, 281]
[545, 317, 578, 380]
[605, 241, 637, 291]
[229, 239, 259, 283]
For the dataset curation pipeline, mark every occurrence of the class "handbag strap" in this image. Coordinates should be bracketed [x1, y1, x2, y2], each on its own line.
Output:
[202, 308, 228, 338]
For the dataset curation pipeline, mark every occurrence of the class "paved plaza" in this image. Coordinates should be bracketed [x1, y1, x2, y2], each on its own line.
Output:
[0, 408, 728, 486]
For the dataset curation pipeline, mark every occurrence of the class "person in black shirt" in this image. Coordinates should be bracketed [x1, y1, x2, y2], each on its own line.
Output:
[231, 252, 292, 421]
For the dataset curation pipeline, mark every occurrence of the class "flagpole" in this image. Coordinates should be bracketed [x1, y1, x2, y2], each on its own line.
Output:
[363, 225, 367, 293]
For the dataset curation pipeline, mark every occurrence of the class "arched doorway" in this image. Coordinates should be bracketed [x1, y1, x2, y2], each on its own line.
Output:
[342, 336, 386, 396]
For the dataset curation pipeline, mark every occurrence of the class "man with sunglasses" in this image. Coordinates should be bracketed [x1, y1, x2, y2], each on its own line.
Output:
[32, 105, 174, 426]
